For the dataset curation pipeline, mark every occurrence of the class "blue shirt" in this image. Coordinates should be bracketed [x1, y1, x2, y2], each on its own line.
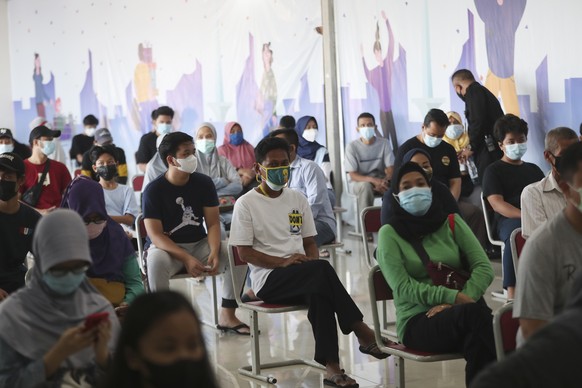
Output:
[288, 156, 336, 233]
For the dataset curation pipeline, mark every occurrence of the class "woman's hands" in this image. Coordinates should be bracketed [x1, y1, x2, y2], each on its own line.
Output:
[426, 292, 475, 318]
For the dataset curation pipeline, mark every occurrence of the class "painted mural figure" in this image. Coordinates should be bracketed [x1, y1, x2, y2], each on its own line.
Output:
[32, 53, 51, 118]
[133, 43, 159, 132]
[361, 10, 398, 152]
[475, 0, 527, 116]
[255, 42, 278, 134]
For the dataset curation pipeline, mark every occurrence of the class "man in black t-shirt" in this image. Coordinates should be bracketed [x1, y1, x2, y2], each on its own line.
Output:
[70, 114, 98, 167]
[0, 128, 31, 160]
[483, 114, 544, 299]
[135, 106, 174, 173]
[142, 132, 248, 334]
[0, 152, 41, 299]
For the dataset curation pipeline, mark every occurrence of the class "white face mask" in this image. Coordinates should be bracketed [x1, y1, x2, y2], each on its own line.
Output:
[0, 143, 14, 153]
[174, 154, 198, 174]
[85, 127, 96, 137]
[359, 126, 375, 141]
[195, 139, 215, 154]
[445, 124, 464, 140]
[157, 123, 172, 135]
[302, 129, 319, 143]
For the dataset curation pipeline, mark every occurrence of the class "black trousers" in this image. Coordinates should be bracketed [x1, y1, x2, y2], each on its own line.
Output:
[256, 260, 363, 365]
[403, 301, 496, 386]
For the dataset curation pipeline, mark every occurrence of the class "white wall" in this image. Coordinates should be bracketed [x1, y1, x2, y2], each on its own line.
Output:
[0, 0, 13, 129]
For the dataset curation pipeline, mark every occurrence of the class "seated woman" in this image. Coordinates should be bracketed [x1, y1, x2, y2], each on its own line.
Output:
[62, 176, 144, 309]
[294, 116, 335, 206]
[382, 148, 459, 225]
[217, 121, 257, 194]
[102, 291, 218, 388]
[195, 122, 243, 236]
[0, 209, 119, 387]
[377, 162, 495, 386]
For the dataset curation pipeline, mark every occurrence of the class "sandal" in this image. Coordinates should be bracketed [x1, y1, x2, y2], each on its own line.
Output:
[319, 249, 330, 258]
[323, 373, 359, 388]
[359, 337, 393, 359]
[217, 323, 251, 336]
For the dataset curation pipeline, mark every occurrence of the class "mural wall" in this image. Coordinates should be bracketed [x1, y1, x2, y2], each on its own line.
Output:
[7, 0, 582, 175]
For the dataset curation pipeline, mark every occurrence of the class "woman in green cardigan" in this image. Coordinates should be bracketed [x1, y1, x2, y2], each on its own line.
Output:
[377, 162, 495, 386]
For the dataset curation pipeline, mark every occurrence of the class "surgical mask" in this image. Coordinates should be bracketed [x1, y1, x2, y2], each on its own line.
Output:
[423, 134, 443, 148]
[85, 127, 96, 137]
[96, 165, 118, 181]
[0, 143, 14, 153]
[359, 126, 375, 141]
[0, 180, 18, 201]
[41, 140, 55, 156]
[43, 271, 86, 295]
[86, 221, 107, 239]
[504, 142, 527, 161]
[229, 132, 244, 146]
[422, 167, 433, 181]
[143, 358, 214, 388]
[567, 184, 582, 213]
[157, 123, 172, 135]
[175, 154, 198, 174]
[395, 186, 432, 216]
[195, 139, 215, 154]
[259, 164, 290, 191]
[302, 129, 319, 143]
[445, 124, 464, 140]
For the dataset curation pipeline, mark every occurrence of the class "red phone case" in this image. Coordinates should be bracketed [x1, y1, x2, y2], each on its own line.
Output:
[84, 312, 109, 330]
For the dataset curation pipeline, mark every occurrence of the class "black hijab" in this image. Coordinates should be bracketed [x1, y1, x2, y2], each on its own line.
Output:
[387, 162, 448, 241]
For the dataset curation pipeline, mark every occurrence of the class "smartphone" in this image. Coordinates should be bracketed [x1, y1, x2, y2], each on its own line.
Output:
[84, 312, 109, 331]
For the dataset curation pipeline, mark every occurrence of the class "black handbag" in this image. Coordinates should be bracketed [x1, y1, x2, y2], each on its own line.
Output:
[21, 159, 50, 207]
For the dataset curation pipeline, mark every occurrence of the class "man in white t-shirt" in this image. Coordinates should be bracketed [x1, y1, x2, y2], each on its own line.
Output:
[229, 137, 390, 388]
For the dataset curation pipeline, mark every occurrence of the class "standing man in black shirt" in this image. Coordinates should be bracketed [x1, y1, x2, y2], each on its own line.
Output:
[0, 152, 41, 299]
[135, 106, 174, 173]
[451, 69, 504, 181]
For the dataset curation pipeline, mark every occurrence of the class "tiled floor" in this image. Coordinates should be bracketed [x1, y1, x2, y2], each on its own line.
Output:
[171, 225, 505, 388]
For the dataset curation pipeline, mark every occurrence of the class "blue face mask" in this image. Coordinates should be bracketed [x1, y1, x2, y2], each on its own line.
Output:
[41, 140, 56, 156]
[504, 142, 527, 161]
[0, 143, 14, 153]
[43, 272, 86, 295]
[395, 187, 433, 216]
[445, 124, 464, 140]
[359, 126, 375, 141]
[157, 123, 172, 135]
[229, 132, 244, 146]
[423, 133, 443, 148]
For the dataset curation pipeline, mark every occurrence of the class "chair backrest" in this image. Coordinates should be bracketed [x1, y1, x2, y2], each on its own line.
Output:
[368, 265, 394, 348]
[510, 228, 525, 273]
[227, 245, 248, 306]
[361, 206, 382, 268]
[73, 168, 82, 177]
[134, 214, 148, 276]
[481, 195, 503, 247]
[493, 302, 520, 361]
[132, 175, 144, 192]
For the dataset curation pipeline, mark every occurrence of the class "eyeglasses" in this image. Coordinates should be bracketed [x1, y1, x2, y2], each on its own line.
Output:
[47, 265, 89, 277]
[84, 219, 106, 226]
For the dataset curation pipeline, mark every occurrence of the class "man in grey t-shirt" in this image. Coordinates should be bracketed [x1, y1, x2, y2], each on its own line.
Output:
[345, 112, 394, 213]
[514, 142, 582, 342]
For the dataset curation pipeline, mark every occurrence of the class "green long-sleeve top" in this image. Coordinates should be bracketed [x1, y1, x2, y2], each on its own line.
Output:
[377, 214, 494, 341]
[122, 253, 145, 304]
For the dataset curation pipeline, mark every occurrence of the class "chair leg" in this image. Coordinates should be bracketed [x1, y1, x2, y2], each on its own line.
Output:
[211, 276, 218, 327]
[250, 310, 261, 376]
[394, 356, 405, 388]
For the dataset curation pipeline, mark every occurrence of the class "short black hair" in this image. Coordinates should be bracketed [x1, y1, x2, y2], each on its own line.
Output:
[83, 114, 99, 126]
[254, 136, 290, 164]
[451, 69, 475, 82]
[158, 132, 193, 167]
[493, 114, 529, 143]
[357, 112, 375, 125]
[89, 144, 118, 165]
[557, 142, 582, 183]
[270, 128, 299, 147]
[279, 115, 296, 129]
[153, 106, 175, 120]
[423, 109, 449, 128]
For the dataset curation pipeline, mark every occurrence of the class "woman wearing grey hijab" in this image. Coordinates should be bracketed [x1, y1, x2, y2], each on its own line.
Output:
[0, 209, 120, 387]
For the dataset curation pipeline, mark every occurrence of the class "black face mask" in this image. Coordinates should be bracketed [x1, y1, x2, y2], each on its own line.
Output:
[0, 180, 18, 201]
[96, 165, 118, 181]
[143, 358, 216, 388]
[456, 92, 466, 102]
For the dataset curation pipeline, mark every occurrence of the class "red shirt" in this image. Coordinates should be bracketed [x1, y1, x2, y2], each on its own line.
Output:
[21, 159, 72, 210]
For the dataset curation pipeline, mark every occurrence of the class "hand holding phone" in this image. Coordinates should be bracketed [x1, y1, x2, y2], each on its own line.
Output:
[84, 312, 109, 331]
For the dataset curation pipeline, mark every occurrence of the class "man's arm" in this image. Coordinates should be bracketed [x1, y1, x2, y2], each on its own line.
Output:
[303, 236, 319, 259]
[487, 194, 521, 219]
[236, 246, 311, 269]
[110, 214, 135, 227]
[520, 318, 548, 340]
[449, 177, 461, 201]
[465, 86, 487, 150]
[144, 218, 192, 263]
[203, 206, 221, 274]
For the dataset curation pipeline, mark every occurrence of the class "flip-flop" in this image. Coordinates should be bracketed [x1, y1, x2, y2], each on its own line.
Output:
[359, 337, 393, 359]
[323, 373, 359, 388]
[217, 323, 251, 336]
[319, 249, 330, 258]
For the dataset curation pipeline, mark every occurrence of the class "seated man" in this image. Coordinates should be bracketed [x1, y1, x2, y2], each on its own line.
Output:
[482, 114, 544, 299]
[521, 127, 579, 238]
[142, 132, 247, 333]
[0, 152, 41, 299]
[395, 109, 487, 249]
[20, 125, 72, 214]
[81, 128, 128, 184]
[0, 128, 31, 160]
[514, 142, 582, 342]
[70, 114, 98, 167]
[89, 145, 139, 229]
[136, 106, 174, 173]
[230, 137, 390, 388]
[269, 128, 336, 247]
[345, 112, 394, 212]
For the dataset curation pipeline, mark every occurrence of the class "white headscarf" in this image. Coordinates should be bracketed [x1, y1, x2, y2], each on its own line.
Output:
[0, 209, 119, 366]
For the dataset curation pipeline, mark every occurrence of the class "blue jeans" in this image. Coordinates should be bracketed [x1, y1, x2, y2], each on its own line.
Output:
[314, 220, 336, 247]
[496, 217, 521, 288]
